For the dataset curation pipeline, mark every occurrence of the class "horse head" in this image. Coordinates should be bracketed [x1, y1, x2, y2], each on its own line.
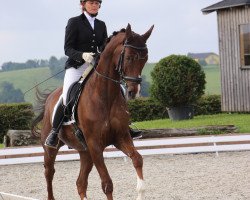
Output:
[112, 24, 154, 100]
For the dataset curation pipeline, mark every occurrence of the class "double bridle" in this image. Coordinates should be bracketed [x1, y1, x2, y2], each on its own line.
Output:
[94, 40, 148, 84]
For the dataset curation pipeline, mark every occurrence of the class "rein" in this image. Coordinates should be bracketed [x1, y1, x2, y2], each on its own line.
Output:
[93, 64, 121, 84]
[94, 40, 147, 85]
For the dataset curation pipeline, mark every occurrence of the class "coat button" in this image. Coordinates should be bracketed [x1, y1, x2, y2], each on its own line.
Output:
[93, 34, 95, 36]
[91, 46, 94, 48]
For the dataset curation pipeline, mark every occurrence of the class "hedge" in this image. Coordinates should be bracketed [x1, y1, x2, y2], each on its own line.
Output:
[0, 103, 34, 143]
[128, 95, 221, 122]
[194, 94, 221, 115]
[128, 98, 168, 122]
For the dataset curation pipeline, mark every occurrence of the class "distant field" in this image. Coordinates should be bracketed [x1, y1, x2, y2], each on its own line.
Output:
[203, 65, 221, 94]
[0, 63, 221, 104]
[0, 67, 62, 104]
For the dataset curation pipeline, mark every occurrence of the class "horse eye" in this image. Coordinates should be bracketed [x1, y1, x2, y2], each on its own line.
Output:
[126, 56, 132, 61]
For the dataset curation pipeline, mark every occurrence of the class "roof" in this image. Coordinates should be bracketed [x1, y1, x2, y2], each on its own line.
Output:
[187, 52, 218, 60]
[202, 0, 250, 14]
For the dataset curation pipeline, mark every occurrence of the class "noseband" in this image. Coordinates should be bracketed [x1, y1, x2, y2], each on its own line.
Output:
[116, 40, 148, 84]
[94, 40, 148, 85]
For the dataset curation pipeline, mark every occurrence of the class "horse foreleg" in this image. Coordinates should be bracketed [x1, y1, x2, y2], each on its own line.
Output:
[88, 143, 113, 200]
[77, 151, 93, 200]
[116, 139, 145, 200]
[43, 147, 59, 200]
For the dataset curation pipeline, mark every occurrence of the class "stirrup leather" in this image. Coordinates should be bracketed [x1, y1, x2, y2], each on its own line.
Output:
[73, 123, 87, 150]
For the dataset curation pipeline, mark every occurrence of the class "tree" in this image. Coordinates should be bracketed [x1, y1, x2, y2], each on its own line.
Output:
[25, 59, 39, 68]
[39, 59, 49, 67]
[48, 56, 66, 80]
[1, 62, 25, 71]
[0, 82, 25, 103]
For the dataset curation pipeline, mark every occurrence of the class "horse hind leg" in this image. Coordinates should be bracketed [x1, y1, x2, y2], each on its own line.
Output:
[116, 139, 145, 200]
[42, 135, 64, 200]
[77, 151, 93, 200]
[43, 145, 61, 200]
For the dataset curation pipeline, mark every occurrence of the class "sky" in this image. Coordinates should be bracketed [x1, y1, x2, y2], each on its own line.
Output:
[0, 0, 220, 66]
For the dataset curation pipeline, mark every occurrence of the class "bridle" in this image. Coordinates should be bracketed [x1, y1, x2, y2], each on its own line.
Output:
[116, 40, 147, 84]
[94, 39, 148, 84]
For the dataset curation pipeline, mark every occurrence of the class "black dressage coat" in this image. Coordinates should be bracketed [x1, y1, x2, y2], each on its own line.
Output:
[64, 13, 108, 69]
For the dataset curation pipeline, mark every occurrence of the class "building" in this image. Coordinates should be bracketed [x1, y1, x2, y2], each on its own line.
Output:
[202, 0, 250, 112]
[187, 52, 219, 65]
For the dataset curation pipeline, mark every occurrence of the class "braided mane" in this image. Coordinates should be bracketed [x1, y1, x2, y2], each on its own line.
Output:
[102, 28, 126, 51]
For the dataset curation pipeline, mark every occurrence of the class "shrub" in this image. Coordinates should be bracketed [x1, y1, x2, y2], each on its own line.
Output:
[195, 94, 221, 115]
[128, 98, 168, 122]
[150, 55, 206, 107]
[0, 103, 34, 143]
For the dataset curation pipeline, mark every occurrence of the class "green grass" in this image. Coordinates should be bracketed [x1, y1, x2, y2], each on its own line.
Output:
[0, 144, 3, 148]
[134, 113, 250, 133]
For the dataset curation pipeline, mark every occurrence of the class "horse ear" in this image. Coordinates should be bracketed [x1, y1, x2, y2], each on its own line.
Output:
[141, 25, 154, 42]
[125, 23, 133, 40]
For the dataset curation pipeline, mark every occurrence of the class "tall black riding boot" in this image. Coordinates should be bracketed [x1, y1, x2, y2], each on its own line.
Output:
[45, 101, 65, 149]
[129, 123, 142, 139]
[129, 128, 142, 139]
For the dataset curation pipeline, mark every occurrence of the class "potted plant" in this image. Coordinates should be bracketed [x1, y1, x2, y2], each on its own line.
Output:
[150, 54, 206, 120]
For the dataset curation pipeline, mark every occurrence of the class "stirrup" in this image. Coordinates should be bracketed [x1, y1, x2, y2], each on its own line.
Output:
[129, 123, 143, 139]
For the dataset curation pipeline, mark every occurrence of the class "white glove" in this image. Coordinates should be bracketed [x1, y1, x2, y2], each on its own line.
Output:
[82, 52, 95, 63]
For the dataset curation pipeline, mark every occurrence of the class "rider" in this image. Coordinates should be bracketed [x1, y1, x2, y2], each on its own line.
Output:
[45, 0, 142, 149]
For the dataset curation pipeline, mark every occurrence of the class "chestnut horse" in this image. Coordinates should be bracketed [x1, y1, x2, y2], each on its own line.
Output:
[32, 24, 153, 200]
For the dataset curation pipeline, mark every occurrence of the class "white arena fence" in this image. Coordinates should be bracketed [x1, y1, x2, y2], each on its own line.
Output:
[0, 134, 250, 166]
[0, 192, 39, 200]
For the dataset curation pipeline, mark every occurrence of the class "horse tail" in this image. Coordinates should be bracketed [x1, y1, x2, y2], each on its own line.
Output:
[31, 87, 53, 137]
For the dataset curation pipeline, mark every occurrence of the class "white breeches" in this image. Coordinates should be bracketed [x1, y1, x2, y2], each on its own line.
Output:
[61, 63, 88, 105]
[60, 63, 128, 106]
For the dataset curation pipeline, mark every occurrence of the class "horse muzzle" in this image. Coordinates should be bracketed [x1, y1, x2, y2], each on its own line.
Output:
[126, 84, 141, 100]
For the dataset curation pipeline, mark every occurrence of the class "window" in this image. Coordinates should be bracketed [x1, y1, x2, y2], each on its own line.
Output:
[240, 24, 250, 67]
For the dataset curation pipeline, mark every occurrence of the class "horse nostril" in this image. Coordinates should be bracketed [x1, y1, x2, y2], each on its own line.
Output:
[128, 90, 136, 99]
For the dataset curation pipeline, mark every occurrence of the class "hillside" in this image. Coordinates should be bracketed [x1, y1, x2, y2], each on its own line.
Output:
[0, 64, 221, 105]
[0, 67, 62, 104]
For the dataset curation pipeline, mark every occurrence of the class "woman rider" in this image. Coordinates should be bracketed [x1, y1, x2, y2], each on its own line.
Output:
[45, 0, 142, 149]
